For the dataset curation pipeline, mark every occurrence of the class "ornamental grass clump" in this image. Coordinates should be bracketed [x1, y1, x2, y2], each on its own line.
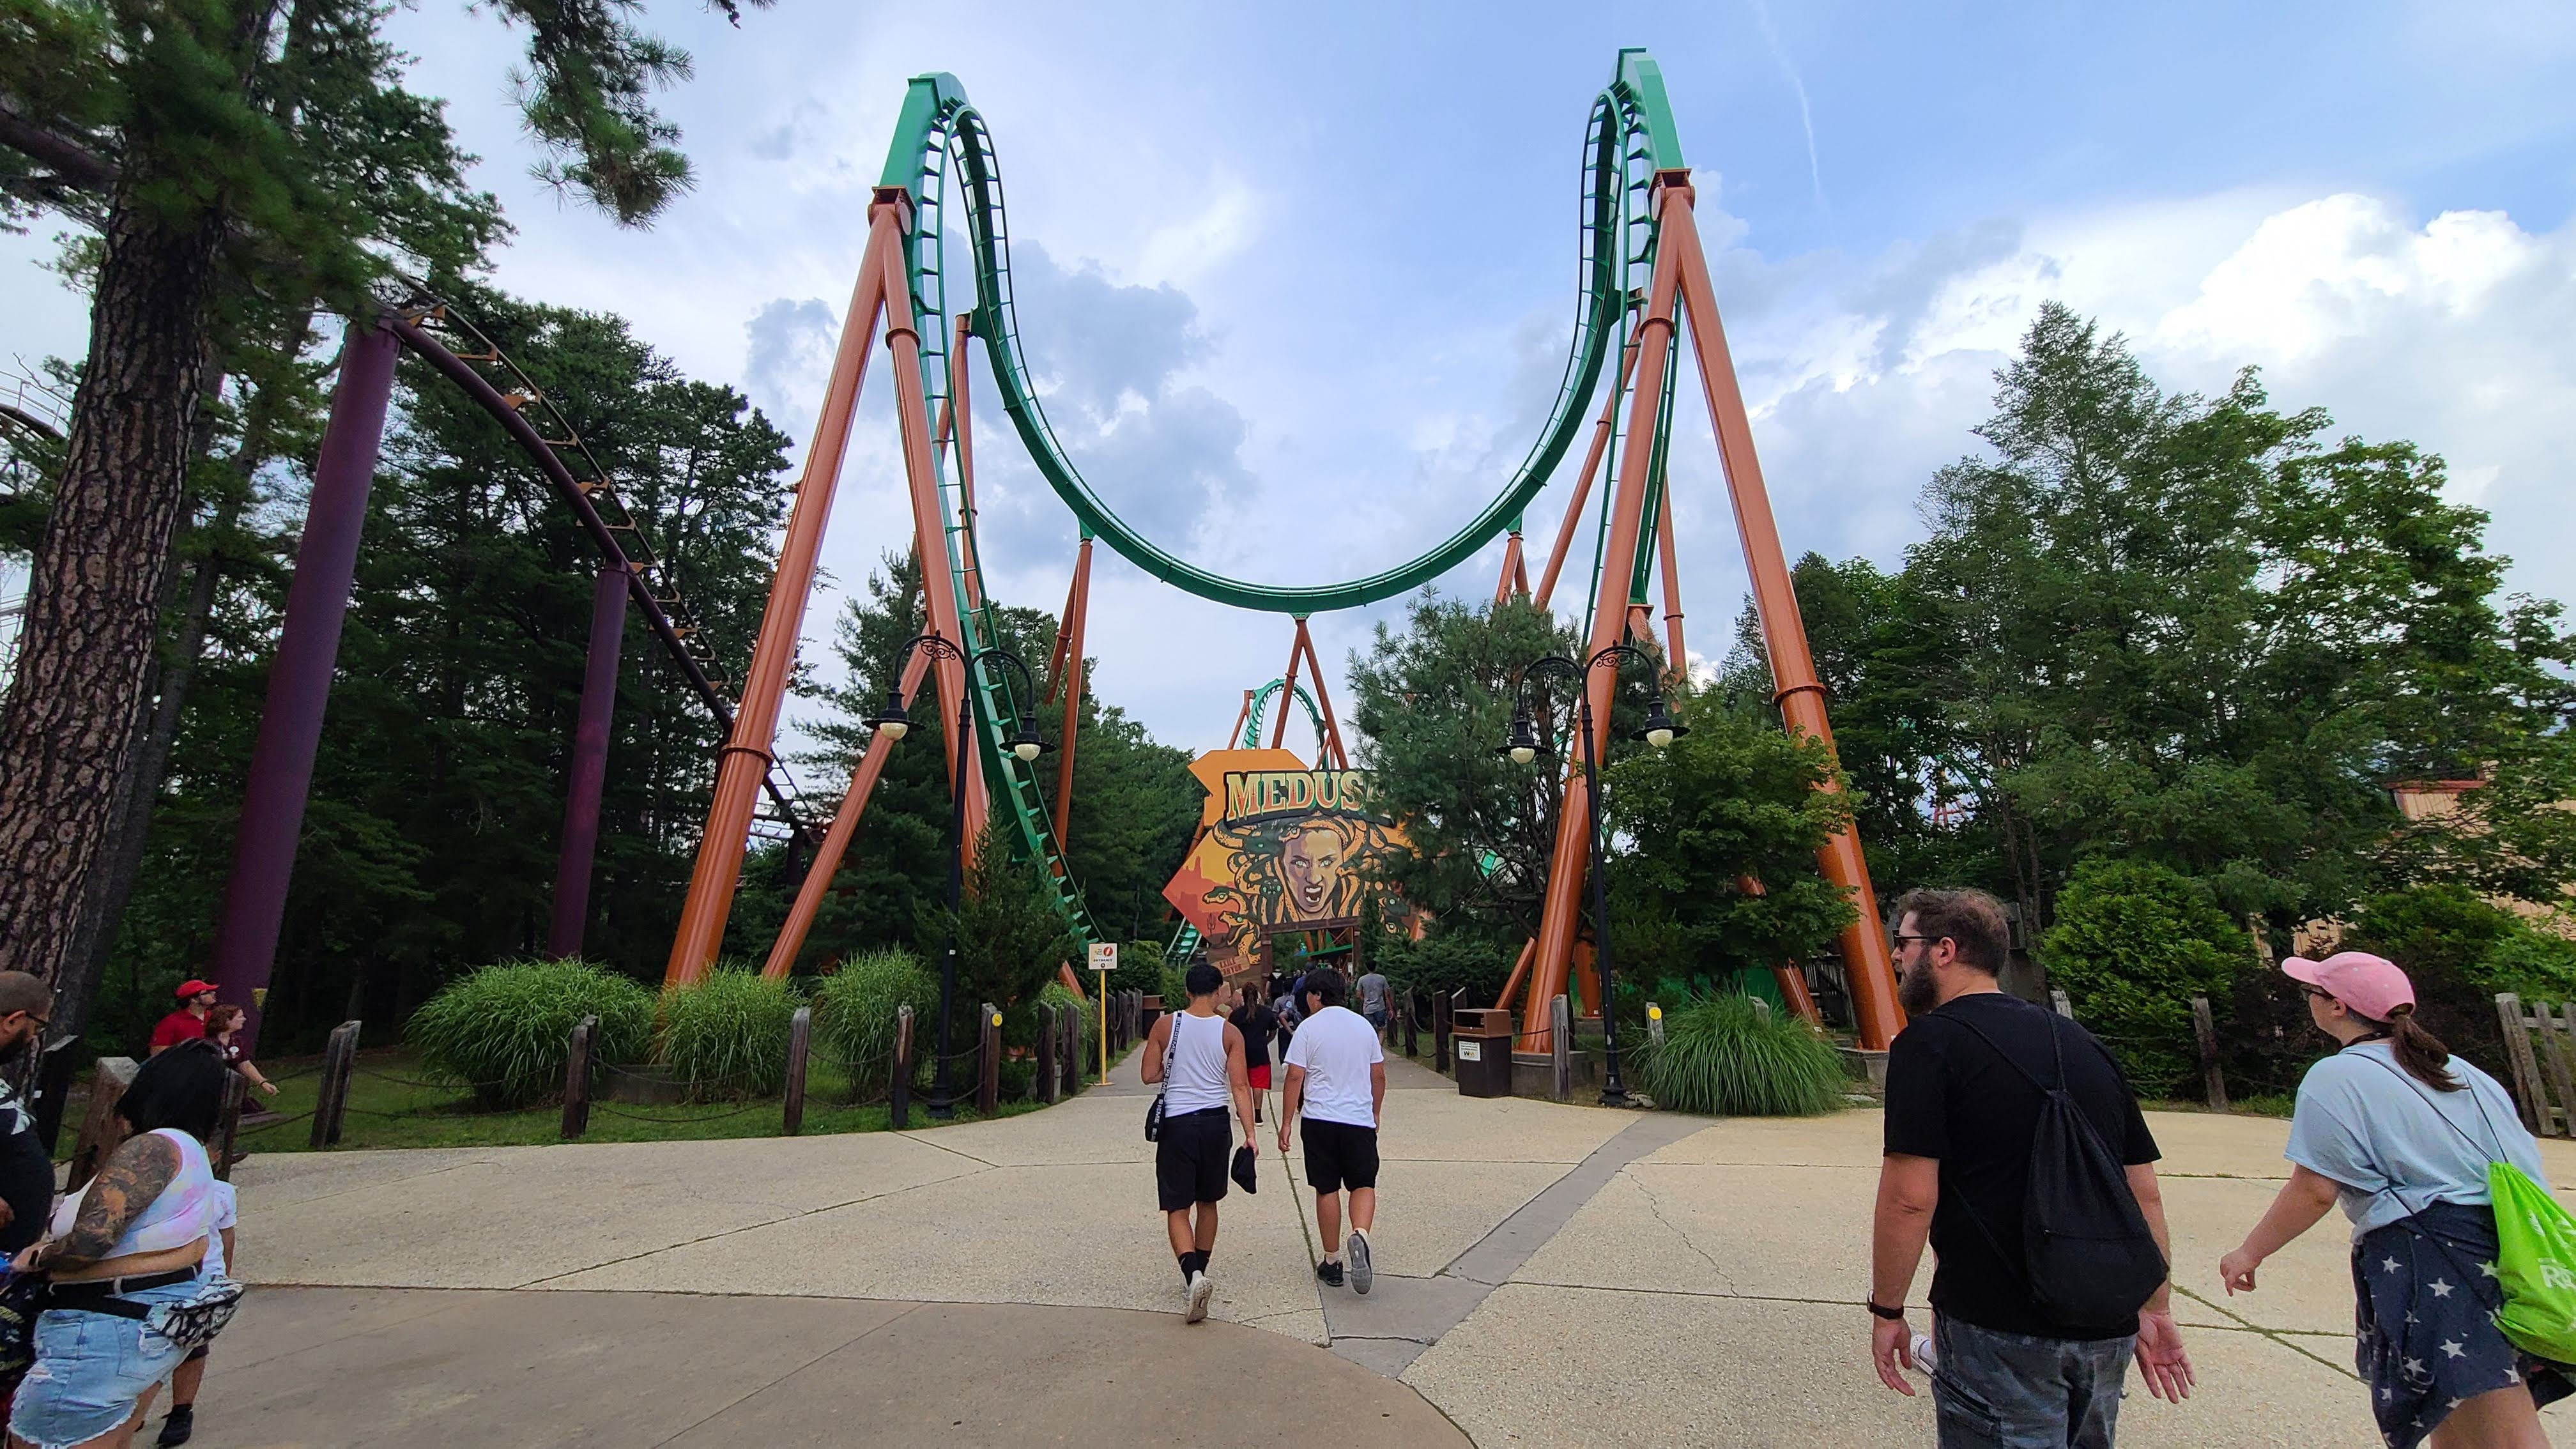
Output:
[406, 958, 655, 1109]
[812, 948, 935, 1093]
[1636, 993, 1847, 1117]
[658, 965, 801, 1099]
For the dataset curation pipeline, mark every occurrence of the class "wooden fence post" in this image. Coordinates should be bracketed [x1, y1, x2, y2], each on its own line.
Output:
[211, 1068, 247, 1181]
[783, 1006, 812, 1135]
[560, 1015, 596, 1139]
[1062, 1000, 1082, 1096]
[1403, 993, 1420, 1058]
[1434, 991, 1452, 1073]
[1550, 994, 1572, 1102]
[891, 1006, 915, 1130]
[2497, 993, 2549, 1133]
[977, 1003, 1000, 1116]
[66, 1057, 140, 1193]
[2190, 995, 2228, 1112]
[2050, 990, 2074, 1020]
[1646, 1002, 1665, 1047]
[2524, 1000, 2565, 1134]
[312, 1020, 362, 1148]
[1036, 1003, 1059, 1105]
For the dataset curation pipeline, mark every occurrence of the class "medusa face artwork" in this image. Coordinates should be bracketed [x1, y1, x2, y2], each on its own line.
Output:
[1162, 755, 1413, 968]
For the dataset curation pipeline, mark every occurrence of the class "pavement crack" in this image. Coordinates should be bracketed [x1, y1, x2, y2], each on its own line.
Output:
[896, 1133, 1004, 1169]
[2171, 1284, 2360, 1381]
[1627, 1169, 1737, 1296]
[648, 1301, 926, 1446]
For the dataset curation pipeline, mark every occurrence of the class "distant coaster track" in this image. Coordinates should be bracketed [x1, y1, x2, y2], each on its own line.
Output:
[386, 291, 819, 848]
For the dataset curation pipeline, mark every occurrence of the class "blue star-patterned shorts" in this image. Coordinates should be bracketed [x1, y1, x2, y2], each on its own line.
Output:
[2354, 1201, 2573, 1448]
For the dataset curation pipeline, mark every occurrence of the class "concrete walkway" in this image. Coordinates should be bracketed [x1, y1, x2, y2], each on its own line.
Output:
[201, 1043, 2576, 1446]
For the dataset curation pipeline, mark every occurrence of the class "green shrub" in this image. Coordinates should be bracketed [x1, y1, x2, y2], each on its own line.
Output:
[2345, 884, 2576, 1075]
[659, 966, 799, 1098]
[1160, 962, 1192, 1010]
[812, 947, 934, 1087]
[2042, 859, 2249, 1096]
[1634, 993, 1847, 1116]
[1110, 940, 1165, 996]
[406, 958, 655, 1108]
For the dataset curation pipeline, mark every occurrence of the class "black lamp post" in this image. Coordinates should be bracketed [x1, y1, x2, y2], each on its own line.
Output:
[1498, 645, 1683, 1107]
[864, 634, 1053, 1118]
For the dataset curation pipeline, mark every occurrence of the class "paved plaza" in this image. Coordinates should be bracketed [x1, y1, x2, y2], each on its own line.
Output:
[194, 1050, 2576, 1446]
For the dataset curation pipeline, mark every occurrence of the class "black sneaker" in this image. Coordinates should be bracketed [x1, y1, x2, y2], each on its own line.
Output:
[1314, 1259, 1344, 1287]
[157, 1406, 195, 1446]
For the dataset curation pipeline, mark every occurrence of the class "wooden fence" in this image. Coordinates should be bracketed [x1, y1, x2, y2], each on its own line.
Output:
[2495, 993, 2576, 1137]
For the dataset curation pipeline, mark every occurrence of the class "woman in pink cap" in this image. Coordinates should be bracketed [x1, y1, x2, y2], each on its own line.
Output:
[2219, 950, 2564, 1448]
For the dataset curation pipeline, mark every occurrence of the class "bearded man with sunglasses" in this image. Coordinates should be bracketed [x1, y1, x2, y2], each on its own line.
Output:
[1867, 887, 2194, 1448]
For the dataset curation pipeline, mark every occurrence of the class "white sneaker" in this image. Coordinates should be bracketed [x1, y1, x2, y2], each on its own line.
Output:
[1185, 1269, 1213, 1323]
[1347, 1229, 1373, 1296]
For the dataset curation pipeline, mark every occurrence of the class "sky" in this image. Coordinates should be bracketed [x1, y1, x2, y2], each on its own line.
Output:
[6, 0, 2575, 765]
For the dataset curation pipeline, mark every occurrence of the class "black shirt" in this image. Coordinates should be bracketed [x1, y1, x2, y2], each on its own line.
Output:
[0, 1081, 52, 1254]
[1882, 992, 2161, 1338]
[1229, 1004, 1277, 1071]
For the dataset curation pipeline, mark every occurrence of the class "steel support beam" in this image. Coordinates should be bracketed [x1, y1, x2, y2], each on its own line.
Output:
[549, 565, 628, 958]
[205, 319, 398, 1051]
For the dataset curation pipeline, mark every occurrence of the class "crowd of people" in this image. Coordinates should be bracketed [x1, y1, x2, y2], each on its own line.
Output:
[0, 976, 258, 1449]
[1143, 889, 2573, 1449]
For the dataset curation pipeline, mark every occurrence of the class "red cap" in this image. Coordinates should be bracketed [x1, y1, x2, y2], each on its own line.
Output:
[2281, 951, 2414, 1022]
[175, 979, 218, 1000]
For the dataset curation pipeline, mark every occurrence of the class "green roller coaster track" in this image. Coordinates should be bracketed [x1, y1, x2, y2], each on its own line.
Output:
[1239, 677, 1330, 751]
[875, 50, 1684, 953]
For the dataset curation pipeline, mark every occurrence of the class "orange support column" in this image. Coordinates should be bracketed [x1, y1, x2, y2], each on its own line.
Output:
[1051, 536, 1092, 845]
[762, 648, 934, 979]
[1662, 175, 1905, 1051]
[1521, 202, 1684, 1052]
[664, 195, 899, 987]
[1655, 490, 1687, 675]
[877, 194, 988, 858]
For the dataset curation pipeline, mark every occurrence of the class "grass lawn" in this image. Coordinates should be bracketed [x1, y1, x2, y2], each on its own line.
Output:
[68, 1043, 1126, 1158]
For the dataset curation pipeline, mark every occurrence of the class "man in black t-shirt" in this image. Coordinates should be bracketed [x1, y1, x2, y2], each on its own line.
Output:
[1869, 888, 2195, 1446]
[0, 973, 57, 1254]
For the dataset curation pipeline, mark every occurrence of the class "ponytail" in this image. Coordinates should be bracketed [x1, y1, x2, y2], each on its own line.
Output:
[2383, 1005, 2463, 1092]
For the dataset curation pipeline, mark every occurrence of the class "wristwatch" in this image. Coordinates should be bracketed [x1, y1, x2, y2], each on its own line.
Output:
[1866, 1300, 1905, 1321]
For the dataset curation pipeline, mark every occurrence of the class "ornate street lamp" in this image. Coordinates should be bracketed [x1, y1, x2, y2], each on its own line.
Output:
[1496, 644, 1683, 1106]
[864, 634, 1053, 1117]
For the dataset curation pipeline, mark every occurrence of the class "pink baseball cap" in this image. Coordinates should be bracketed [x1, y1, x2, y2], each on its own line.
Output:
[2282, 951, 2414, 1022]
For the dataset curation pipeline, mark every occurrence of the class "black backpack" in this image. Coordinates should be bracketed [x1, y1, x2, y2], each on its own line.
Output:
[1946, 1009, 2168, 1329]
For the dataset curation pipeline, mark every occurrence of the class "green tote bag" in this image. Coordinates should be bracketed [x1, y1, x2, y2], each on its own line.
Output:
[2362, 1052, 2576, 1364]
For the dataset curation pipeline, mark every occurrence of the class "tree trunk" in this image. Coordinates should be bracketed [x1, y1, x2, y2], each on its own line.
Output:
[0, 189, 226, 992]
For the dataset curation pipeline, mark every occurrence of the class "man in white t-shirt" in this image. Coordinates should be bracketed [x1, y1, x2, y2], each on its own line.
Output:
[1277, 969, 1386, 1294]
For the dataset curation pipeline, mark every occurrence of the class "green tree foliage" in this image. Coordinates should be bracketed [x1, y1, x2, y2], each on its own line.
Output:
[0, 0, 762, 1028]
[1602, 687, 1857, 999]
[2041, 859, 2251, 1096]
[921, 817, 1076, 1051]
[1734, 303, 2575, 947]
[786, 549, 1200, 971]
[99, 293, 791, 1050]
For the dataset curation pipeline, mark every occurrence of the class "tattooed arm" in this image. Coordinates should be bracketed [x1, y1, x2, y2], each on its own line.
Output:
[32, 1133, 181, 1273]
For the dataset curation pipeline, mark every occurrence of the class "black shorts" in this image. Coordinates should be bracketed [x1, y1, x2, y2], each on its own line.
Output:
[1155, 1108, 1232, 1211]
[1300, 1118, 1379, 1195]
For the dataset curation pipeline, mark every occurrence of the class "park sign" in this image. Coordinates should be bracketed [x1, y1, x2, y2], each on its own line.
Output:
[1089, 943, 1117, 972]
[1162, 749, 1413, 978]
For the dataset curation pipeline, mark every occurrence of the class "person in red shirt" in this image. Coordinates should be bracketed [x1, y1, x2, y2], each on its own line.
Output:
[150, 979, 217, 1055]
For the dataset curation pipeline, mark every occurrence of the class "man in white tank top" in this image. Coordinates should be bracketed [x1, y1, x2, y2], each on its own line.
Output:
[1142, 962, 1257, 1323]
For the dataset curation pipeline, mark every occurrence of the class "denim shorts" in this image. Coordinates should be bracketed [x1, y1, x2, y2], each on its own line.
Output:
[9, 1280, 201, 1449]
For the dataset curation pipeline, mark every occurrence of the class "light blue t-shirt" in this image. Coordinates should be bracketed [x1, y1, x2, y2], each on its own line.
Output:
[2283, 1040, 2547, 1238]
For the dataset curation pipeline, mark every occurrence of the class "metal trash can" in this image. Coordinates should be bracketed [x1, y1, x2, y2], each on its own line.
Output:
[1452, 1008, 1517, 1098]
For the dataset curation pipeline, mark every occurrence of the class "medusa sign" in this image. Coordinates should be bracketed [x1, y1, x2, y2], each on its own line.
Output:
[1163, 749, 1410, 972]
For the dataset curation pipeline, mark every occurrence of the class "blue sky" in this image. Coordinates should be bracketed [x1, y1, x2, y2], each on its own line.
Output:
[7, 0, 2573, 760]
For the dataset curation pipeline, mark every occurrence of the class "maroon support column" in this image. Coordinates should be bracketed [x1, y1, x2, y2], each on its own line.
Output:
[205, 319, 398, 1052]
[548, 566, 627, 958]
